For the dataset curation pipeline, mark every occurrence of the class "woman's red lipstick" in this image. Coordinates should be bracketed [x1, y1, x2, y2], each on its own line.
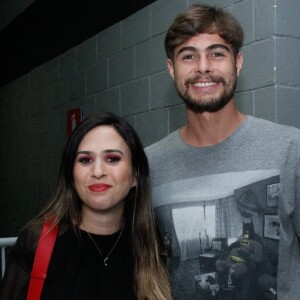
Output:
[88, 184, 111, 192]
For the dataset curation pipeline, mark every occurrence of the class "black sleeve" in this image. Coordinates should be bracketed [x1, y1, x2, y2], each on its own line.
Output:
[0, 228, 39, 300]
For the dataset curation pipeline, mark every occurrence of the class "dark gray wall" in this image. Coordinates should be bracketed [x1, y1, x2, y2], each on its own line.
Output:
[1, 0, 300, 236]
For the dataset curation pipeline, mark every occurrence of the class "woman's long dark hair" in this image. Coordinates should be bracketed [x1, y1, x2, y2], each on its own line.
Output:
[27, 112, 171, 299]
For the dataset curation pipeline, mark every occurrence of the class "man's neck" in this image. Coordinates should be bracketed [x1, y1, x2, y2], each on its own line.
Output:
[181, 101, 245, 147]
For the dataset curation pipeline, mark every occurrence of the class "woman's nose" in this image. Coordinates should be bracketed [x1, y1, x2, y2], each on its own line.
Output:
[91, 160, 106, 178]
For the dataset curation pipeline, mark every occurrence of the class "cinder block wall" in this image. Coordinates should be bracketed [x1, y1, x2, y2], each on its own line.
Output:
[0, 0, 300, 236]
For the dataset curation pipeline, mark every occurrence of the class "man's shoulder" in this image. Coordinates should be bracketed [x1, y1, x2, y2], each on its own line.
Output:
[145, 130, 180, 156]
[248, 116, 300, 140]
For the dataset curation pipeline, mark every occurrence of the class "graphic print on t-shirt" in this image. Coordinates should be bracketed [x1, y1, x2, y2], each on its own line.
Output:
[153, 170, 279, 300]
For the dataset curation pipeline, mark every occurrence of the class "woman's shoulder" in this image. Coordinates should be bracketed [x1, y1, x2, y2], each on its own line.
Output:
[16, 220, 71, 253]
[16, 224, 43, 252]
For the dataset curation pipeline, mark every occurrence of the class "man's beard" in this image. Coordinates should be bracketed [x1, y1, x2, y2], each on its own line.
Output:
[176, 75, 237, 113]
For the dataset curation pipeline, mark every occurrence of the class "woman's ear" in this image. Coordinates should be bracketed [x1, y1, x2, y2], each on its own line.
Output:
[131, 175, 137, 188]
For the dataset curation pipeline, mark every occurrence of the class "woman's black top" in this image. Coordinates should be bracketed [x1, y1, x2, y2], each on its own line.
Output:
[0, 222, 136, 300]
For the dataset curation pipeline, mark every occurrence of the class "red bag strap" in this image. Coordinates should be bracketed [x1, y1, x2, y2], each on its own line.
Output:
[26, 220, 59, 300]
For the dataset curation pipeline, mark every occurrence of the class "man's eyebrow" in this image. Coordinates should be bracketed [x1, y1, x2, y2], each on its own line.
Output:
[176, 43, 232, 56]
[176, 46, 197, 56]
[207, 44, 231, 53]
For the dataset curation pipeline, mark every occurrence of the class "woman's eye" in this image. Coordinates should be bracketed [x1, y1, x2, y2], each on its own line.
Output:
[78, 156, 93, 164]
[105, 154, 121, 163]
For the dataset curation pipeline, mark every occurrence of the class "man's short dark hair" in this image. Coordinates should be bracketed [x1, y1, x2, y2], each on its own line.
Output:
[165, 4, 244, 60]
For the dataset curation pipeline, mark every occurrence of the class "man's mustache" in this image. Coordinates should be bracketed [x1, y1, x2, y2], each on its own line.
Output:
[184, 75, 225, 88]
[182, 75, 225, 99]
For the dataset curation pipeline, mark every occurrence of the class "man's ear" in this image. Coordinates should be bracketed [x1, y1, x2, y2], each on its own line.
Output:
[167, 59, 175, 80]
[236, 52, 243, 76]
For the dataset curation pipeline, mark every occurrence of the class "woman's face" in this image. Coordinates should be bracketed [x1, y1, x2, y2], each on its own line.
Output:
[73, 125, 136, 218]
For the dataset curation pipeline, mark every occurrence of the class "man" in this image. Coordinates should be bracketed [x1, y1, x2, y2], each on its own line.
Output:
[215, 222, 263, 289]
[146, 4, 300, 300]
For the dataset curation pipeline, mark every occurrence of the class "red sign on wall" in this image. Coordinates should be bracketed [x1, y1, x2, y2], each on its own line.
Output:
[66, 108, 83, 136]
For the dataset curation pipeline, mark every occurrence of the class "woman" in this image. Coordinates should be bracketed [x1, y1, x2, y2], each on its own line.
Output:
[0, 113, 171, 300]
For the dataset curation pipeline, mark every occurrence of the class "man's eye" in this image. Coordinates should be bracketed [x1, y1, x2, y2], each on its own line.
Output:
[182, 54, 194, 60]
[105, 155, 121, 163]
[211, 52, 225, 58]
[78, 157, 92, 164]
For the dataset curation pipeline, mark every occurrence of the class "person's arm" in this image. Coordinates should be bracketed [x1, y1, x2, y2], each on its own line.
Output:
[293, 156, 300, 239]
[248, 240, 263, 263]
[0, 229, 37, 300]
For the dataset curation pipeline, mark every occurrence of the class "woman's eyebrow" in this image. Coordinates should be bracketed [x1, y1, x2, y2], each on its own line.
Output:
[76, 150, 91, 155]
[103, 149, 124, 155]
[76, 149, 125, 156]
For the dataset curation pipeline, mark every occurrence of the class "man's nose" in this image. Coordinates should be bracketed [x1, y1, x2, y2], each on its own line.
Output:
[195, 56, 212, 74]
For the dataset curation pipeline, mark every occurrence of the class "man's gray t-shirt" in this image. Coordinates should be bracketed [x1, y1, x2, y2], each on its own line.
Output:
[146, 116, 300, 300]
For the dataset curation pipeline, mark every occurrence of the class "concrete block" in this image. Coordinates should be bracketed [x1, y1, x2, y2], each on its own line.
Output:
[254, 0, 275, 40]
[122, 8, 150, 49]
[232, 0, 253, 45]
[120, 78, 149, 115]
[254, 86, 276, 122]
[150, 70, 182, 109]
[87, 60, 108, 95]
[123, 114, 136, 130]
[64, 71, 86, 101]
[109, 48, 134, 87]
[277, 86, 300, 129]
[276, 37, 300, 87]
[15, 74, 31, 98]
[22, 92, 37, 116]
[11, 96, 24, 118]
[235, 91, 254, 115]
[58, 48, 76, 79]
[135, 34, 166, 78]
[151, 0, 186, 37]
[276, 0, 300, 38]
[95, 88, 121, 115]
[36, 87, 47, 113]
[31, 58, 58, 90]
[15, 115, 31, 140]
[239, 38, 275, 91]
[36, 82, 64, 111]
[47, 81, 65, 106]
[30, 114, 43, 138]
[76, 36, 97, 70]
[169, 104, 186, 133]
[97, 23, 122, 59]
[42, 106, 61, 133]
[135, 109, 168, 146]
[0, 83, 13, 103]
